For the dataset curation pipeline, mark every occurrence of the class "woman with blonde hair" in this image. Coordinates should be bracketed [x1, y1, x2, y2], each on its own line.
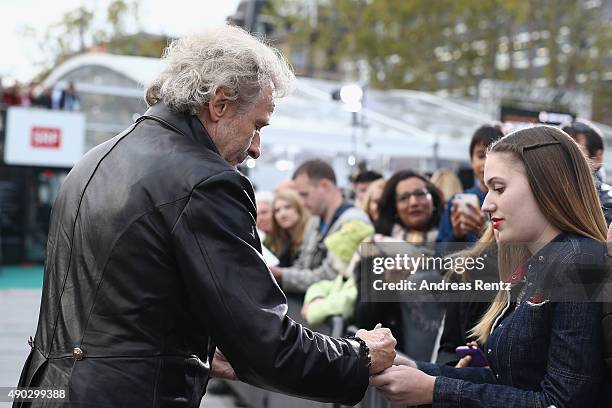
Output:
[430, 168, 463, 203]
[359, 178, 386, 223]
[266, 189, 310, 267]
[372, 125, 611, 406]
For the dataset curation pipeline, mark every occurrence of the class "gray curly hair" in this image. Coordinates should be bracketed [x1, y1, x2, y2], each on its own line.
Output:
[145, 25, 295, 114]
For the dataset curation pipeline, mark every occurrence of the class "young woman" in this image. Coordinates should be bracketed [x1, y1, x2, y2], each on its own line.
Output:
[266, 189, 310, 267]
[371, 126, 611, 407]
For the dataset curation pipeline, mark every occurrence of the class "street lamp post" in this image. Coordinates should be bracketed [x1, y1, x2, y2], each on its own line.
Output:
[339, 84, 363, 168]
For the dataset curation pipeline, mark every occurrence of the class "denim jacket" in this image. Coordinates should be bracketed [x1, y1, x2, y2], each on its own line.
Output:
[418, 232, 611, 407]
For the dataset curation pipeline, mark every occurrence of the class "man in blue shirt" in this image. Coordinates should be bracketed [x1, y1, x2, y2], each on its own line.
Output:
[437, 125, 504, 245]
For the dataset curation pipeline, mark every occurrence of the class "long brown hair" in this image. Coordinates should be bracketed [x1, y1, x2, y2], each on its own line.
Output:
[267, 189, 310, 257]
[471, 125, 607, 343]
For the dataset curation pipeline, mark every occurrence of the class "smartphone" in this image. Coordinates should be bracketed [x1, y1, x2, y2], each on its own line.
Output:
[454, 193, 480, 213]
[455, 345, 488, 367]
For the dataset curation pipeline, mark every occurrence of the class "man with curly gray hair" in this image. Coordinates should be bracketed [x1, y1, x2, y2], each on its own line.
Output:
[16, 25, 395, 408]
[145, 24, 295, 165]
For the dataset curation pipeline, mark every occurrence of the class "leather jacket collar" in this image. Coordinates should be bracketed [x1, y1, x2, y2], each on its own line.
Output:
[143, 102, 220, 155]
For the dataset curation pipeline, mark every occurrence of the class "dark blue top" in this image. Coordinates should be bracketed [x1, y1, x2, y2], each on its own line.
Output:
[318, 202, 353, 236]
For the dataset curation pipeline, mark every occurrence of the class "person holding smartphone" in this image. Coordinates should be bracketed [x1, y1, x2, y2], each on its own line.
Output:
[437, 125, 503, 247]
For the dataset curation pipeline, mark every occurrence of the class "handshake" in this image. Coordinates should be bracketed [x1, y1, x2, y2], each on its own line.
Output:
[211, 324, 434, 406]
[358, 325, 436, 406]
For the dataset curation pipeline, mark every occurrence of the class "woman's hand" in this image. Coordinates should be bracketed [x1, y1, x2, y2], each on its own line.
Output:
[455, 341, 478, 368]
[455, 341, 490, 368]
[455, 355, 472, 367]
[393, 354, 417, 368]
[370, 365, 435, 405]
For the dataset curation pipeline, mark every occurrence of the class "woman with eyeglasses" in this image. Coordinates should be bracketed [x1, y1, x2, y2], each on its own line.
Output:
[376, 170, 444, 243]
[370, 126, 612, 407]
[354, 170, 445, 360]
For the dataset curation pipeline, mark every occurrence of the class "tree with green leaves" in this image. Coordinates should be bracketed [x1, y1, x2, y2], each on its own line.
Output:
[23, 0, 168, 83]
[267, 0, 611, 122]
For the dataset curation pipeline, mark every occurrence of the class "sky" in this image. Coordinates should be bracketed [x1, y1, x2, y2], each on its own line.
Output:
[0, 0, 241, 83]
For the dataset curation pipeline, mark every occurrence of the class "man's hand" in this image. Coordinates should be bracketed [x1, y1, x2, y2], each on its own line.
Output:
[370, 365, 435, 406]
[211, 349, 237, 381]
[355, 327, 396, 374]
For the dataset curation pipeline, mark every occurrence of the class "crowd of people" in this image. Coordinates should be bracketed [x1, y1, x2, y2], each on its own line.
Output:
[0, 79, 80, 111]
[254, 119, 612, 406]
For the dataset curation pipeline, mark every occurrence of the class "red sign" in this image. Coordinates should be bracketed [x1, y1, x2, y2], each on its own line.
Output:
[31, 127, 61, 149]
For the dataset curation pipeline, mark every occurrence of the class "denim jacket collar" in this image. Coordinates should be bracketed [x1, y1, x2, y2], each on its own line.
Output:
[523, 231, 568, 282]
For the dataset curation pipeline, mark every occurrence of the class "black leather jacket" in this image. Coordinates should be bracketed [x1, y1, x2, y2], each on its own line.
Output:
[15, 103, 369, 407]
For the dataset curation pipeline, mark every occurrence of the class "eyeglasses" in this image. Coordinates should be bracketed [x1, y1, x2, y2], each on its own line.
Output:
[396, 189, 431, 202]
